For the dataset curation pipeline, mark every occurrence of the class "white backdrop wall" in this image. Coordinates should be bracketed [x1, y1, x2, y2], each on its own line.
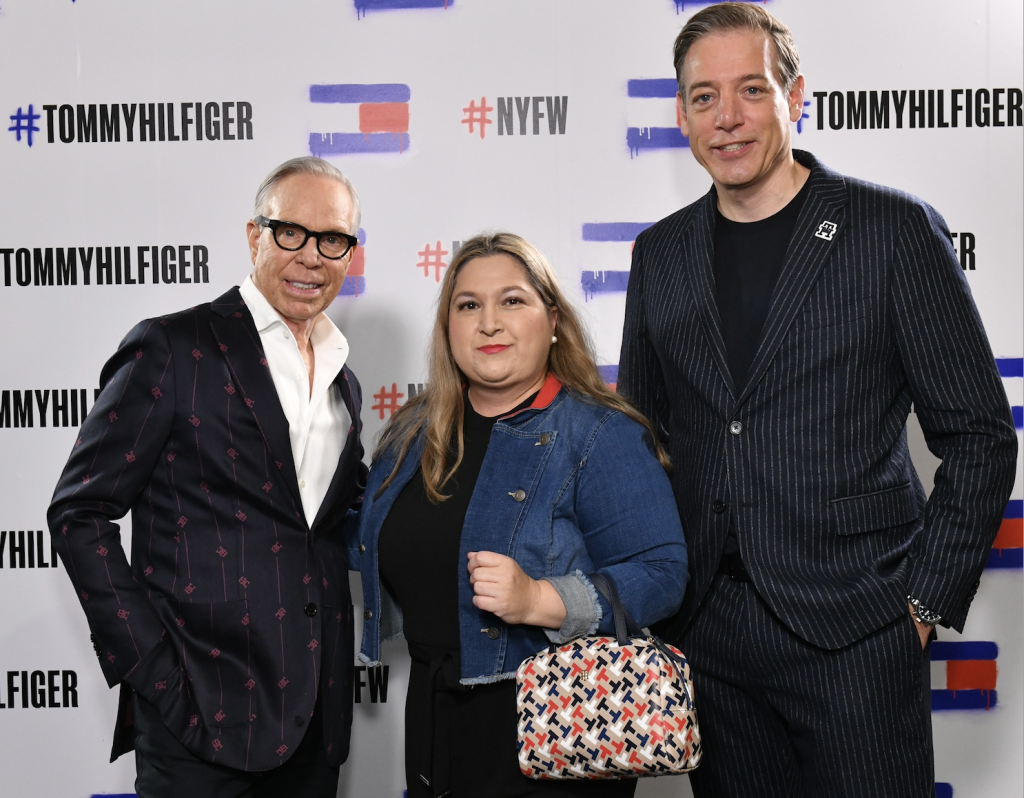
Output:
[0, 1, 1020, 797]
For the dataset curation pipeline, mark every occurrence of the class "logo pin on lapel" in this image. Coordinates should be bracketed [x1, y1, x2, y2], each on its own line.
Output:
[814, 221, 838, 241]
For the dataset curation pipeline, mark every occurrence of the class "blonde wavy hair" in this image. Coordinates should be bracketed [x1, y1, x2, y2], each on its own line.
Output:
[374, 232, 670, 502]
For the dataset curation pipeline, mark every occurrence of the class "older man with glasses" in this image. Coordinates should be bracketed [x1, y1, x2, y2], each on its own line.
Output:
[48, 156, 368, 798]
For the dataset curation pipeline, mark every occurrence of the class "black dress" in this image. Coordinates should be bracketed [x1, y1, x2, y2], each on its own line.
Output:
[378, 397, 637, 798]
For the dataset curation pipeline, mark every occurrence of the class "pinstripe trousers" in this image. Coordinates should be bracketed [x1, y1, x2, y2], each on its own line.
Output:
[681, 573, 934, 798]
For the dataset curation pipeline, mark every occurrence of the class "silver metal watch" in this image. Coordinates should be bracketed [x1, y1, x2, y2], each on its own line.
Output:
[907, 595, 942, 626]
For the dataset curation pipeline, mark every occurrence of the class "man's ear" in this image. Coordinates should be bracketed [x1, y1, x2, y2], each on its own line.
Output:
[788, 75, 806, 123]
[246, 220, 261, 265]
[677, 92, 690, 138]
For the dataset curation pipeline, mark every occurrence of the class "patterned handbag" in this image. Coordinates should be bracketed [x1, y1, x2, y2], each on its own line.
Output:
[516, 573, 701, 780]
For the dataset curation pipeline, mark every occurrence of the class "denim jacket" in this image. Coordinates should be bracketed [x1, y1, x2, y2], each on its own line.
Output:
[355, 376, 688, 684]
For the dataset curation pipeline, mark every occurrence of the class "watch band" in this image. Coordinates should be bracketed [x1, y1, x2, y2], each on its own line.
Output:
[907, 595, 942, 626]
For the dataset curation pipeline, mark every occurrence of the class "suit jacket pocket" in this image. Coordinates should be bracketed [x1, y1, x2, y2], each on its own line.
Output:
[170, 598, 253, 728]
[122, 636, 196, 743]
[829, 483, 920, 535]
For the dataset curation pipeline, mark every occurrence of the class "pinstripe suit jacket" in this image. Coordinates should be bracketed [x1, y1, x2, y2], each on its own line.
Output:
[619, 150, 1017, 650]
[48, 286, 366, 770]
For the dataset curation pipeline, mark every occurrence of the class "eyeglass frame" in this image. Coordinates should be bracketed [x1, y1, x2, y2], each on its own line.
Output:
[253, 215, 359, 260]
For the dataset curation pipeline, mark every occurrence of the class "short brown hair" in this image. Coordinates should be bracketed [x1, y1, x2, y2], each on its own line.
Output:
[673, 3, 800, 98]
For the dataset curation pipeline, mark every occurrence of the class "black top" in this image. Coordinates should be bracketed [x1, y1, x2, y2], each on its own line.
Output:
[380, 391, 636, 798]
[714, 181, 809, 557]
[713, 180, 810, 393]
[377, 392, 536, 650]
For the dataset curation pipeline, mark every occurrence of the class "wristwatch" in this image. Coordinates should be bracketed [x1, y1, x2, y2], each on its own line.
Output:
[907, 595, 942, 626]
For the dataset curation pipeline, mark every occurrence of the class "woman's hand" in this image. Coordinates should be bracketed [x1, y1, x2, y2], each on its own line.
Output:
[467, 551, 567, 628]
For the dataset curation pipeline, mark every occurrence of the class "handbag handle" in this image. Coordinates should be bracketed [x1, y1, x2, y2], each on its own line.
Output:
[588, 572, 692, 693]
[588, 572, 644, 646]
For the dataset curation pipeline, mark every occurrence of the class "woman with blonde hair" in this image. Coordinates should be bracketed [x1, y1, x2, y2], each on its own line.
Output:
[355, 233, 688, 797]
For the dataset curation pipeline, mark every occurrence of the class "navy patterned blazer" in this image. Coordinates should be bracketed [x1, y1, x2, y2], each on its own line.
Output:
[48, 286, 366, 771]
[620, 150, 1017, 651]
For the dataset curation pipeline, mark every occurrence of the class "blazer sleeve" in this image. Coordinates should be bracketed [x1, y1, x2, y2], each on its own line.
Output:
[619, 234, 671, 443]
[890, 202, 1018, 631]
[47, 319, 179, 690]
[572, 413, 689, 633]
[342, 369, 369, 566]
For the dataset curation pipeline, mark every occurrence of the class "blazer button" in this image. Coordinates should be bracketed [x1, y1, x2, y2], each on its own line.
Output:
[304, 602, 318, 617]
[509, 489, 527, 502]
[712, 500, 727, 514]
[482, 627, 500, 639]
[729, 421, 743, 435]
[358, 544, 366, 554]
[364, 609, 373, 620]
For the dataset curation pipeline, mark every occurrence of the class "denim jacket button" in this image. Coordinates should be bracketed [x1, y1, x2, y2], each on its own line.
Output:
[358, 544, 366, 553]
[509, 489, 527, 502]
[482, 627, 500, 639]
[537, 433, 551, 446]
[364, 609, 373, 620]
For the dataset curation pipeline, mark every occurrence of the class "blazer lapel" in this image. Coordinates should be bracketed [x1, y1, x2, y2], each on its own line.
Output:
[678, 193, 738, 402]
[735, 164, 849, 407]
[208, 287, 304, 515]
[310, 365, 363, 533]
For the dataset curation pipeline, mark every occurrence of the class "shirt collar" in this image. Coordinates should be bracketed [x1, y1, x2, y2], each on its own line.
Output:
[239, 275, 285, 333]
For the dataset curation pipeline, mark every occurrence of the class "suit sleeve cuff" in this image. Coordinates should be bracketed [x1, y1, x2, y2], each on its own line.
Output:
[123, 637, 181, 706]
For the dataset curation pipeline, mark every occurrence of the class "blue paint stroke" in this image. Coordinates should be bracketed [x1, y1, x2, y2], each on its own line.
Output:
[338, 276, 367, 296]
[986, 547, 1022, 569]
[357, 228, 367, 245]
[797, 99, 811, 135]
[309, 132, 410, 156]
[996, 357, 1023, 377]
[597, 365, 619, 385]
[931, 689, 997, 711]
[355, 0, 452, 13]
[1005, 500, 1022, 518]
[627, 127, 689, 156]
[310, 84, 411, 104]
[674, 0, 767, 12]
[582, 223, 653, 242]
[934, 784, 953, 798]
[581, 271, 630, 300]
[7, 105, 41, 147]
[1011, 406, 1022, 429]
[930, 641, 997, 661]
[627, 79, 678, 99]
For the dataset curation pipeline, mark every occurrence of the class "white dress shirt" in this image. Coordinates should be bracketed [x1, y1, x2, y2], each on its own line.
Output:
[239, 276, 351, 527]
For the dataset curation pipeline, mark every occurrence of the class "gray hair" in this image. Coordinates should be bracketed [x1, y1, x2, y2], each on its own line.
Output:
[674, 3, 800, 99]
[253, 156, 362, 233]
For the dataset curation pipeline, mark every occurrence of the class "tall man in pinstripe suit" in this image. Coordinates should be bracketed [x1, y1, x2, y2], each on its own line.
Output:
[619, 5, 1017, 796]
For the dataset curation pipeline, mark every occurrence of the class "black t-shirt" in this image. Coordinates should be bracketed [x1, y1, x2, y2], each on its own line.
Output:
[714, 181, 809, 557]
[713, 180, 810, 393]
[377, 392, 537, 650]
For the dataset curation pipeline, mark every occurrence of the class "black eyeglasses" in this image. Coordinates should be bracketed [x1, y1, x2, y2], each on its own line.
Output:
[254, 215, 358, 260]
